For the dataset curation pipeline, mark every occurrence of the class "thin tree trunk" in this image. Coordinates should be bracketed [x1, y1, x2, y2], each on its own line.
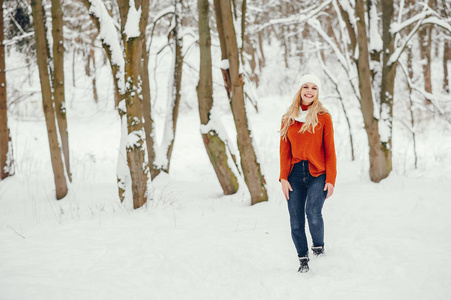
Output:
[356, 0, 390, 182]
[31, 0, 68, 199]
[214, 0, 268, 205]
[164, 0, 183, 173]
[405, 2, 418, 169]
[257, 30, 265, 71]
[142, 35, 157, 180]
[72, 48, 76, 88]
[90, 37, 99, 103]
[444, 40, 450, 93]
[406, 47, 418, 169]
[51, 0, 71, 181]
[319, 50, 355, 161]
[0, 0, 14, 180]
[282, 28, 289, 68]
[240, 0, 246, 62]
[197, 0, 238, 195]
[418, 25, 433, 97]
[156, 0, 183, 176]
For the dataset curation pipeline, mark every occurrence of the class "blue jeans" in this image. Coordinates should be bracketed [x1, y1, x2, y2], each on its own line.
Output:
[287, 161, 327, 258]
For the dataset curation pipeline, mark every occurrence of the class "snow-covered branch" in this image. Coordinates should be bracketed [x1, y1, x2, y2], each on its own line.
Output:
[389, 14, 451, 66]
[388, 12, 426, 66]
[307, 18, 348, 72]
[146, 6, 175, 52]
[86, 0, 125, 92]
[420, 17, 451, 33]
[3, 32, 34, 46]
[336, 0, 357, 31]
[390, 10, 432, 34]
[251, 0, 333, 33]
[398, 60, 451, 124]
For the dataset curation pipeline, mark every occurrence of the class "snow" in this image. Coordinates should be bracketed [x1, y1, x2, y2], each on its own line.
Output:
[2, 19, 451, 300]
[126, 129, 145, 149]
[220, 59, 230, 70]
[124, 0, 142, 40]
[368, 0, 382, 53]
[2, 89, 451, 299]
[4, 140, 15, 176]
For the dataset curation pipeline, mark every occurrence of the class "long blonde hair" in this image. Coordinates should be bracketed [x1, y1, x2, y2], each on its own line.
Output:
[280, 88, 329, 140]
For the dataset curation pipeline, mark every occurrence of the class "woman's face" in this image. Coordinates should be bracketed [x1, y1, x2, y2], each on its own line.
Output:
[300, 82, 318, 105]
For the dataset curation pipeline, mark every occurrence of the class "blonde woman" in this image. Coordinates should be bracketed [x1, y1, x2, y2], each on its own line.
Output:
[279, 74, 337, 273]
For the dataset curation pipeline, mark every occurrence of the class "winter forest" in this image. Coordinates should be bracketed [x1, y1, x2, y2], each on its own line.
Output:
[1, 0, 451, 299]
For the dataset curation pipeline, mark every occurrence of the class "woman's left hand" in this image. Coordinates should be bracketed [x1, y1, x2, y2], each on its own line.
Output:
[324, 183, 334, 199]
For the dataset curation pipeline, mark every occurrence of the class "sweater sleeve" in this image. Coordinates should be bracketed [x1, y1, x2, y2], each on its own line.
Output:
[279, 125, 292, 182]
[323, 114, 337, 186]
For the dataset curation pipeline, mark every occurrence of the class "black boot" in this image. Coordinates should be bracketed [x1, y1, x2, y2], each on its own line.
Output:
[298, 256, 309, 273]
[311, 245, 325, 256]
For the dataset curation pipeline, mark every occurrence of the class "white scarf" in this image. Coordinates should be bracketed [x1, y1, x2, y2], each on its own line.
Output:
[294, 107, 309, 123]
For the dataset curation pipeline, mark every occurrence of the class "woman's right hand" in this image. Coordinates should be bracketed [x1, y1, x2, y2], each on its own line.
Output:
[281, 179, 293, 200]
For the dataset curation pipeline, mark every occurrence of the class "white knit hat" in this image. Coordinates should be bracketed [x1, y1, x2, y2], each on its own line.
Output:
[298, 74, 321, 91]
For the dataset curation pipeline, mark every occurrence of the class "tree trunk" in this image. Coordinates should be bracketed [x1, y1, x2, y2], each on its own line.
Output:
[142, 35, 157, 180]
[356, 0, 390, 182]
[197, 0, 238, 195]
[405, 3, 418, 169]
[444, 40, 450, 93]
[152, 0, 183, 177]
[82, 0, 152, 206]
[319, 50, 355, 161]
[31, 0, 68, 199]
[257, 30, 265, 71]
[418, 25, 433, 97]
[51, 0, 71, 181]
[118, 0, 150, 209]
[406, 46, 418, 169]
[214, 0, 268, 205]
[163, 0, 183, 174]
[89, 36, 99, 103]
[377, 0, 395, 177]
[0, 0, 14, 180]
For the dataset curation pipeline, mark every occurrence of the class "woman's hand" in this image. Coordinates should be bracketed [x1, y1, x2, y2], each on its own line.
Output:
[281, 179, 293, 200]
[324, 183, 334, 199]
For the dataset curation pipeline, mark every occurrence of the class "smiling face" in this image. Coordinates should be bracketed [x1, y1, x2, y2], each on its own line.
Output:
[300, 82, 318, 105]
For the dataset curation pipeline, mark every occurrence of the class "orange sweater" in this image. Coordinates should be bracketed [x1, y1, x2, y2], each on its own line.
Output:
[279, 108, 337, 186]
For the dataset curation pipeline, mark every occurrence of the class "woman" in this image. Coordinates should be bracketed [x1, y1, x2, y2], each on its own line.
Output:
[279, 74, 337, 273]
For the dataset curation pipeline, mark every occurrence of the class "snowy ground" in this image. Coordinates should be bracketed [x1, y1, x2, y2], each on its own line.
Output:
[2, 41, 451, 299]
[1, 89, 451, 299]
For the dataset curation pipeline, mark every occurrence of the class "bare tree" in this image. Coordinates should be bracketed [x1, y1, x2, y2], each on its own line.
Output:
[51, 0, 71, 181]
[197, 0, 239, 195]
[82, 0, 151, 208]
[0, 0, 14, 180]
[117, 0, 150, 208]
[444, 39, 451, 93]
[153, 0, 184, 178]
[214, 0, 268, 205]
[31, 0, 68, 199]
